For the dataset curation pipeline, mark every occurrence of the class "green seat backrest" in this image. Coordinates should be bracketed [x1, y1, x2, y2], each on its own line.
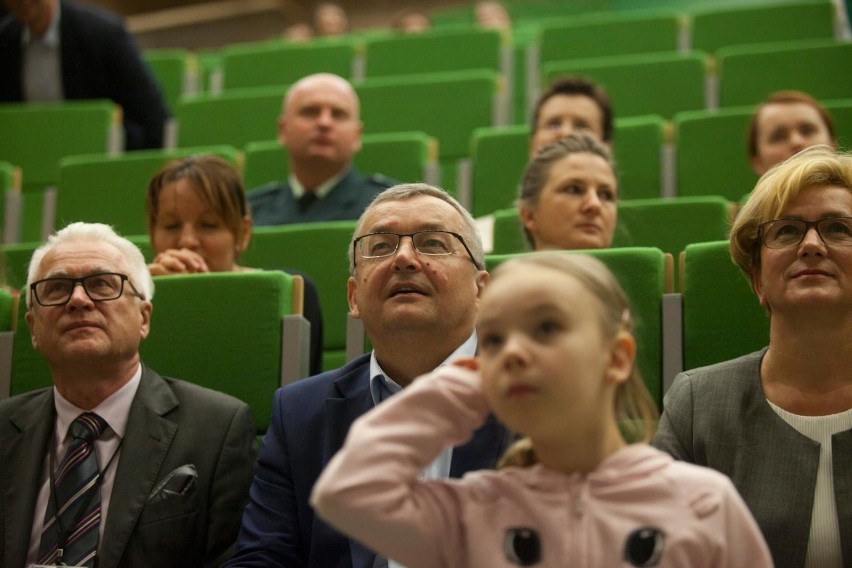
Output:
[491, 207, 526, 255]
[243, 132, 434, 189]
[2, 241, 41, 291]
[0, 161, 20, 242]
[690, 0, 835, 54]
[612, 196, 730, 262]
[140, 271, 297, 433]
[0, 288, 12, 331]
[11, 288, 52, 396]
[356, 70, 500, 193]
[363, 27, 504, 77]
[539, 10, 680, 62]
[144, 48, 193, 111]
[542, 51, 707, 119]
[827, 98, 852, 150]
[176, 86, 286, 148]
[469, 115, 665, 218]
[55, 146, 240, 237]
[221, 40, 356, 90]
[718, 39, 852, 107]
[487, 247, 667, 405]
[0, 100, 120, 242]
[0, 100, 119, 192]
[674, 106, 757, 200]
[240, 221, 356, 371]
[681, 240, 769, 371]
[469, 124, 527, 218]
[0, 161, 16, 193]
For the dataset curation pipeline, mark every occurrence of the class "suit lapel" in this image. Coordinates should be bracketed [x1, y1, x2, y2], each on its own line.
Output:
[1, 391, 54, 568]
[98, 367, 178, 568]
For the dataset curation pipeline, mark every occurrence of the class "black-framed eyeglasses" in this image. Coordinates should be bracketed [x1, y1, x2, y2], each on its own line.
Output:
[353, 230, 480, 268]
[759, 216, 852, 249]
[30, 272, 144, 307]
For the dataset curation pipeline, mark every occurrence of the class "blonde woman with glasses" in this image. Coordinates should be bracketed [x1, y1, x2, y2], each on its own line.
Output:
[654, 145, 852, 568]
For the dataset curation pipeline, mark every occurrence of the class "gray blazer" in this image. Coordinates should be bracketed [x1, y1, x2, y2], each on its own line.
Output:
[653, 349, 852, 568]
[0, 364, 256, 568]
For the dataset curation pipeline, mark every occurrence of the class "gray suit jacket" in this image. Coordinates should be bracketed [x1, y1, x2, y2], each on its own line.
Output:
[0, 364, 256, 568]
[653, 349, 852, 568]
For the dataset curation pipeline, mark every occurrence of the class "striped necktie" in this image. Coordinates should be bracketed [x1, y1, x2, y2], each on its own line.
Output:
[38, 412, 108, 567]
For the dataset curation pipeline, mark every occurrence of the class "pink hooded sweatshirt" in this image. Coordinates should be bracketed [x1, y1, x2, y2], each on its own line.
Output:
[312, 365, 773, 568]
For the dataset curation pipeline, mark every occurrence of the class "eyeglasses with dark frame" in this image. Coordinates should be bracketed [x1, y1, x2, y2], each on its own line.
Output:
[30, 272, 145, 307]
[759, 216, 852, 249]
[353, 230, 480, 268]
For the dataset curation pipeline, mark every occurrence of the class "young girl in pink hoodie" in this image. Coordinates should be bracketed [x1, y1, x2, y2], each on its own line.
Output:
[312, 253, 772, 567]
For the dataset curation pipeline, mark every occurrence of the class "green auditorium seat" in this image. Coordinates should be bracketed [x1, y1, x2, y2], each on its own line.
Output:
[54, 145, 240, 237]
[176, 86, 285, 148]
[362, 27, 506, 78]
[356, 70, 504, 197]
[10, 286, 51, 396]
[144, 48, 196, 112]
[0, 100, 122, 243]
[826, 98, 852, 149]
[689, 0, 835, 54]
[469, 114, 666, 218]
[243, 132, 437, 190]
[140, 271, 309, 434]
[239, 221, 357, 372]
[1, 161, 21, 245]
[612, 196, 731, 257]
[0, 289, 13, 399]
[674, 106, 757, 201]
[718, 39, 852, 107]
[487, 247, 672, 405]
[538, 10, 681, 63]
[680, 240, 769, 372]
[490, 207, 525, 255]
[542, 51, 708, 119]
[221, 39, 356, 90]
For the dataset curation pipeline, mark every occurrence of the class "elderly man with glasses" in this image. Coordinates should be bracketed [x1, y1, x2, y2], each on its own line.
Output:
[654, 146, 852, 568]
[0, 222, 256, 568]
[226, 183, 512, 568]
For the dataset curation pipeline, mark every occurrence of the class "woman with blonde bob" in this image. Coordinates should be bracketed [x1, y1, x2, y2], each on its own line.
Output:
[655, 145, 852, 568]
[312, 253, 770, 567]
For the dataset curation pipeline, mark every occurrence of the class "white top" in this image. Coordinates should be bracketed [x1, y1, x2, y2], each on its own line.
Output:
[769, 401, 852, 568]
[26, 365, 142, 566]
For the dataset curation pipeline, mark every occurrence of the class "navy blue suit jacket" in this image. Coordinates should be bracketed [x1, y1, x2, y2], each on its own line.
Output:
[0, 0, 170, 150]
[226, 354, 512, 568]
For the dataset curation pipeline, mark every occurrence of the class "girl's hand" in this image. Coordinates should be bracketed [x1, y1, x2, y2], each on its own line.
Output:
[148, 248, 210, 275]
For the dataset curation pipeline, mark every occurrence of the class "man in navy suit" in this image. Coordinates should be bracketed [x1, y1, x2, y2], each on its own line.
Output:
[226, 183, 511, 567]
[0, 0, 170, 150]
